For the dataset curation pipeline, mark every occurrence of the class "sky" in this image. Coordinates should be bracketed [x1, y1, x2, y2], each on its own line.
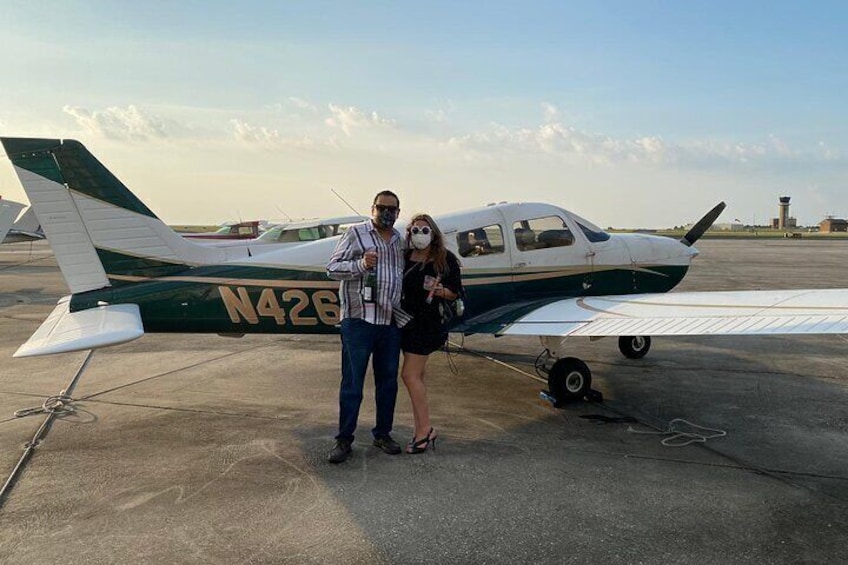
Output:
[1, 0, 846, 228]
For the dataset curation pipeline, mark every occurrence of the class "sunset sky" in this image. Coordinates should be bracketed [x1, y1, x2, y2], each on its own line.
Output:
[1, 1, 846, 227]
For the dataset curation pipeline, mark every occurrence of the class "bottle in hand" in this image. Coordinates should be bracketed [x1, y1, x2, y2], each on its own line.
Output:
[362, 248, 378, 303]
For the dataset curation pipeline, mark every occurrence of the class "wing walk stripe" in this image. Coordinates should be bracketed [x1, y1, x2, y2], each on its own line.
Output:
[578, 296, 848, 313]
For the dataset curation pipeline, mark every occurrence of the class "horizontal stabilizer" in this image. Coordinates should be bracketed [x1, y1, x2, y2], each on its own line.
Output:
[14, 298, 144, 357]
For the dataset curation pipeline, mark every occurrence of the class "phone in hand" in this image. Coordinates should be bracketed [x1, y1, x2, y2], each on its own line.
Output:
[423, 275, 438, 291]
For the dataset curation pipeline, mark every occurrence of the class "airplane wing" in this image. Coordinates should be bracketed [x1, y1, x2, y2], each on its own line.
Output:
[498, 289, 848, 337]
[14, 297, 144, 357]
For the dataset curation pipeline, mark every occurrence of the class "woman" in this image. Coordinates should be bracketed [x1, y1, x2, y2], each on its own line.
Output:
[400, 214, 463, 454]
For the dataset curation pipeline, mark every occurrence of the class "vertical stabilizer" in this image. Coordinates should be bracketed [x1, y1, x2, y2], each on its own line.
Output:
[2, 138, 110, 292]
[1, 138, 243, 294]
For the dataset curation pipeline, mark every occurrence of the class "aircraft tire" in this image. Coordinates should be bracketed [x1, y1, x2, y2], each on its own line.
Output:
[547, 357, 592, 403]
[618, 336, 651, 359]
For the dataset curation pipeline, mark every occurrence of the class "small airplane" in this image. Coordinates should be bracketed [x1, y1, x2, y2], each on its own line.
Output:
[194, 216, 368, 249]
[1, 206, 46, 244]
[181, 220, 262, 241]
[4, 137, 848, 405]
[0, 197, 27, 244]
[256, 216, 367, 245]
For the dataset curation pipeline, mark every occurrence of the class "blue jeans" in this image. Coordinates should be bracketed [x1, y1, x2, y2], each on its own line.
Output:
[336, 318, 401, 442]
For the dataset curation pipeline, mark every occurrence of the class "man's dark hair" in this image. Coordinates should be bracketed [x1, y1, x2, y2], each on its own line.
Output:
[373, 190, 400, 208]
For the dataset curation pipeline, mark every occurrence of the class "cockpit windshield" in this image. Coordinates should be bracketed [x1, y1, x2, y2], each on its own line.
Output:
[568, 213, 610, 243]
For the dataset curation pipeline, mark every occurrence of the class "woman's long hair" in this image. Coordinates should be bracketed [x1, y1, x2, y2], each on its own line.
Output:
[406, 213, 449, 275]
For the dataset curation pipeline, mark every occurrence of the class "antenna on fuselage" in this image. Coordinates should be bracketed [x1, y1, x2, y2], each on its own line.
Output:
[330, 188, 364, 217]
[275, 206, 293, 222]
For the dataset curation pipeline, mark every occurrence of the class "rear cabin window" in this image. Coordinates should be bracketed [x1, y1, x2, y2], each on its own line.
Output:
[513, 216, 574, 251]
[457, 224, 505, 258]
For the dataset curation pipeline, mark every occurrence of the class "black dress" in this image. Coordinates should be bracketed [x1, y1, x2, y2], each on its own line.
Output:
[401, 251, 463, 355]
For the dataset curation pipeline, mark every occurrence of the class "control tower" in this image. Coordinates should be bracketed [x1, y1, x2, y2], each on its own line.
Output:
[778, 196, 791, 230]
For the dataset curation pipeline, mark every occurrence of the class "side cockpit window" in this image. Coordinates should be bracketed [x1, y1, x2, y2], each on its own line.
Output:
[513, 216, 574, 251]
[457, 224, 505, 258]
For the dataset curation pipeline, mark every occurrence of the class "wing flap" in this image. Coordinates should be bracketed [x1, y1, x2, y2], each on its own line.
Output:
[14, 297, 144, 357]
[501, 289, 848, 337]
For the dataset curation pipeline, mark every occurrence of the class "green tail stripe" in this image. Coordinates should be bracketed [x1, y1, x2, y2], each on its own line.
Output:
[1, 137, 158, 219]
[96, 248, 189, 282]
[1, 137, 65, 185]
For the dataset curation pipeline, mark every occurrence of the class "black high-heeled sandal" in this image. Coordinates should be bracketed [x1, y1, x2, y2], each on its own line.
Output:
[406, 428, 437, 454]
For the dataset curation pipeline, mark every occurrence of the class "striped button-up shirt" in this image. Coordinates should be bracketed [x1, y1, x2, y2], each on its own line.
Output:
[327, 220, 411, 326]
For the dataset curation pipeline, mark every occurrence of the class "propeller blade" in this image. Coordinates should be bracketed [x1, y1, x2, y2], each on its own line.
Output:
[680, 201, 727, 247]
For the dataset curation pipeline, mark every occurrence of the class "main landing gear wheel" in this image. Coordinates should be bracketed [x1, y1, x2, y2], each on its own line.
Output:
[547, 357, 592, 403]
[618, 336, 651, 359]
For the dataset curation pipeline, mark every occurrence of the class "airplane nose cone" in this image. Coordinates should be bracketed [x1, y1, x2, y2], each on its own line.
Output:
[688, 245, 700, 258]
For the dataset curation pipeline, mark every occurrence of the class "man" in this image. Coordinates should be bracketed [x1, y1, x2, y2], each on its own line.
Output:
[326, 190, 410, 463]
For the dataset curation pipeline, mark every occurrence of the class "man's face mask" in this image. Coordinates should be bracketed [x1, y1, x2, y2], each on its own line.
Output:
[410, 225, 432, 249]
[374, 204, 398, 228]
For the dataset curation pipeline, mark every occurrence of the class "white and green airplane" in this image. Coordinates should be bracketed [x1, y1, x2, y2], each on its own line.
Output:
[4, 137, 848, 403]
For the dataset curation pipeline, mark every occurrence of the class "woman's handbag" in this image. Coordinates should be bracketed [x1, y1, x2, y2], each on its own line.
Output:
[438, 297, 465, 327]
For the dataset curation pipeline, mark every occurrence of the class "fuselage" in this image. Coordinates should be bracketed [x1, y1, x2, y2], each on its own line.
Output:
[70, 202, 697, 335]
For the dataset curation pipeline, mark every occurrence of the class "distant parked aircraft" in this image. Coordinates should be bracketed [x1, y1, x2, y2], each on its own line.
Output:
[256, 216, 366, 244]
[189, 216, 367, 249]
[181, 221, 262, 241]
[2, 206, 45, 244]
[0, 198, 26, 244]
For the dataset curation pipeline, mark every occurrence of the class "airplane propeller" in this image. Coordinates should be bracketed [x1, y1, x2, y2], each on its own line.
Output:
[680, 201, 727, 247]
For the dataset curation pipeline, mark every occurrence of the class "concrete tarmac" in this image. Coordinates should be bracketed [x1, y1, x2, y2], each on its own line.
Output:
[0, 239, 846, 564]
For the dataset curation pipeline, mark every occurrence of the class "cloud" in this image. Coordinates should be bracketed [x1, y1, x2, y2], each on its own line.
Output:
[229, 118, 339, 150]
[63, 105, 170, 140]
[425, 108, 448, 124]
[57, 101, 843, 176]
[230, 119, 280, 143]
[447, 121, 671, 165]
[423, 100, 457, 126]
[818, 141, 838, 160]
[445, 117, 843, 170]
[542, 102, 560, 123]
[324, 104, 395, 136]
[288, 97, 317, 112]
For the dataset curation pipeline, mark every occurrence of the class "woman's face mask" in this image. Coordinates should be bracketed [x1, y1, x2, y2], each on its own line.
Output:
[410, 225, 432, 249]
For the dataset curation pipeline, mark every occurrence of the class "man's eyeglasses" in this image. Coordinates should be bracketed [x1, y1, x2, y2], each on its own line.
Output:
[374, 204, 398, 213]
[410, 226, 431, 235]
